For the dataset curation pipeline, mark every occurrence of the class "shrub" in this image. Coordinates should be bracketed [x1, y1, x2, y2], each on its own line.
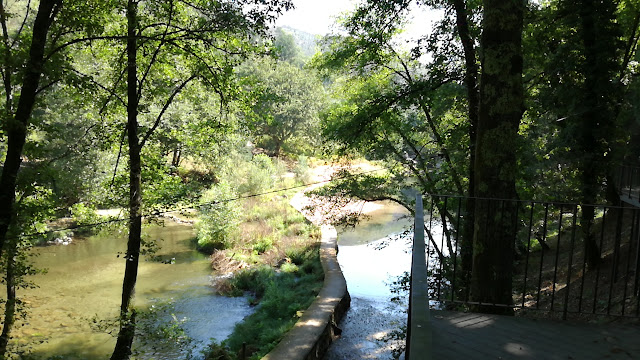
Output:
[219, 266, 274, 298]
[252, 237, 273, 254]
[279, 262, 298, 273]
[293, 155, 312, 184]
[195, 181, 241, 254]
[236, 154, 279, 196]
[69, 202, 101, 235]
[203, 343, 234, 360]
[221, 246, 324, 359]
[285, 243, 320, 266]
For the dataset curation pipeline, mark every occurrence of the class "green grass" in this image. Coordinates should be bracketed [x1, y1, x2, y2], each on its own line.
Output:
[200, 167, 323, 359]
[204, 244, 323, 360]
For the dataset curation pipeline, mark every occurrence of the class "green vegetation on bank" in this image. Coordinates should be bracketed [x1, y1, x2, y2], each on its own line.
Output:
[205, 244, 323, 360]
[189, 153, 324, 359]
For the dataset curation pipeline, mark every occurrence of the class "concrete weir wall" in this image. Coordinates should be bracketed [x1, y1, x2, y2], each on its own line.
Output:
[262, 225, 350, 360]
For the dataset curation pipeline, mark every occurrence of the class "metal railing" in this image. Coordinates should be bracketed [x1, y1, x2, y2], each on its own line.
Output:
[424, 195, 640, 320]
[406, 195, 431, 360]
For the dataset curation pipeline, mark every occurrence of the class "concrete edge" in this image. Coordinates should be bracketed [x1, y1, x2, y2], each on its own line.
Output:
[261, 224, 351, 360]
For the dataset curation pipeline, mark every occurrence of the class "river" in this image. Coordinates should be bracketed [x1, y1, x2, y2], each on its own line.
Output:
[325, 201, 414, 360]
[11, 221, 252, 359]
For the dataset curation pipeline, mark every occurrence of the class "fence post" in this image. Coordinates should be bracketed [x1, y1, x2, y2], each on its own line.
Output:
[407, 194, 432, 360]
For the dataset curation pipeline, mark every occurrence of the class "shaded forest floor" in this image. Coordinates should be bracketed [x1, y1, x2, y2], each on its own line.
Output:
[512, 207, 640, 323]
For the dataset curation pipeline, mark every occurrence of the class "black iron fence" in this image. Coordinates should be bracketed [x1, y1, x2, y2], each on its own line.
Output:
[424, 195, 640, 319]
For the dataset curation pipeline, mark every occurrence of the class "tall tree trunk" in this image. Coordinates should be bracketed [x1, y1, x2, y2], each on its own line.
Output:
[470, 0, 525, 315]
[111, 1, 141, 358]
[577, 0, 621, 269]
[579, 0, 600, 269]
[0, 246, 17, 357]
[0, 0, 60, 259]
[451, 0, 479, 285]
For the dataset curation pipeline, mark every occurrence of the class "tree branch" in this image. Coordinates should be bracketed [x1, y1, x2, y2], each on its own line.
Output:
[138, 0, 175, 101]
[140, 74, 197, 147]
[68, 68, 127, 107]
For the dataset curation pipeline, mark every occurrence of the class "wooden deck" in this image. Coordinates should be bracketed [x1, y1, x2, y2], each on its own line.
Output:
[431, 310, 640, 359]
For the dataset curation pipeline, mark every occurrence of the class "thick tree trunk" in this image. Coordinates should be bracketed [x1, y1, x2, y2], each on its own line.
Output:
[111, 1, 141, 358]
[577, 0, 621, 269]
[470, 0, 525, 314]
[0, 0, 60, 259]
[451, 0, 479, 285]
[0, 247, 17, 358]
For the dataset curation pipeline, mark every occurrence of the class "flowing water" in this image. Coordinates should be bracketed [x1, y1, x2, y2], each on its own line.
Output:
[325, 201, 413, 360]
[336, 202, 413, 300]
[11, 221, 251, 359]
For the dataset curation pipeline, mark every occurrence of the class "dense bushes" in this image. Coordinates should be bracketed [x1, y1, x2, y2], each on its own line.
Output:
[195, 181, 241, 253]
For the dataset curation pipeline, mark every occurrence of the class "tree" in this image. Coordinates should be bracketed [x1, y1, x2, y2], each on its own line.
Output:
[273, 27, 304, 66]
[0, 0, 63, 264]
[470, 0, 525, 313]
[573, 0, 622, 268]
[240, 57, 325, 157]
[522, 0, 631, 269]
[312, 0, 484, 256]
[317, 4, 467, 186]
[0, 0, 112, 354]
[450, 0, 480, 280]
[106, 1, 293, 358]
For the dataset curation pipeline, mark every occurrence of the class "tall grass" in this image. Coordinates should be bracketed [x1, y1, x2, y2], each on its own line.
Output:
[195, 154, 314, 255]
[195, 154, 322, 359]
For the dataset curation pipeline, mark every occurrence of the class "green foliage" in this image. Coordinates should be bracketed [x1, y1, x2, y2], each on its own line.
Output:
[239, 57, 326, 157]
[273, 28, 304, 66]
[236, 154, 281, 195]
[88, 300, 194, 359]
[203, 342, 235, 360]
[292, 155, 312, 184]
[195, 181, 242, 254]
[279, 262, 298, 273]
[252, 236, 273, 254]
[219, 265, 274, 298]
[0, 187, 54, 357]
[520, 0, 626, 202]
[69, 203, 100, 234]
[276, 26, 319, 59]
[206, 243, 323, 360]
[313, 4, 472, 203]
[133, 301, 195, 359]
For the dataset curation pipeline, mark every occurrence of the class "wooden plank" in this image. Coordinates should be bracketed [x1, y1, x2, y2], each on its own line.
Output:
[432, 310, 640, 359]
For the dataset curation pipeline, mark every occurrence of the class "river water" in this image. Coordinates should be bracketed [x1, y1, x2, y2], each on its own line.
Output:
[325, 201, 414, 360]
[12, 221, 251, 359]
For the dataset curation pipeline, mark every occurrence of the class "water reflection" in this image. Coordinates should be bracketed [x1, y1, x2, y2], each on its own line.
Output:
[12, 221, 251, 359]
[327, 201, 412, 360]
[336, 201, 413, 300]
